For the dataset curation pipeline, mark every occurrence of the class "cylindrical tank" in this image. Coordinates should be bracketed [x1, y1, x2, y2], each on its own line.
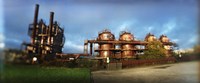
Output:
[145, 33, 156, 42]
[159, 35, 169, 43]
[100, 44, 112, 50]
[99, 51, 111, 58]
[119, 31, 134, 41]
[97, 29, 114, 58]
[97, 29, 115, 41]
[119, 31, 135, 58]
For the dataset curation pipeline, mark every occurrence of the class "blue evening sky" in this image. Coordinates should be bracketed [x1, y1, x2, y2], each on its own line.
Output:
[2, 0, 199, 53]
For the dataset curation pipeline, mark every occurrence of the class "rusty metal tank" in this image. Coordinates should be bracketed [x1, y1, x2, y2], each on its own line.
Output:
[119, 31, 134, 41]
[119, 31, 134, 58]
[97, 29, 115, 58]
[159, 35, 171, 55]
[99, 51, 112, 58]
[159, 35, 169, 43]
[145, 33, 156, 42]
[97, 29, 115, 41]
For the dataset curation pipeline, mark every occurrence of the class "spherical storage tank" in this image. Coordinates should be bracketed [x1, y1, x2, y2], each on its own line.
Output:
[119, 31, 135, 58]
[159, 35, 169, 43]
[97, 29, 115, 58]
[145, 33, 156, 42]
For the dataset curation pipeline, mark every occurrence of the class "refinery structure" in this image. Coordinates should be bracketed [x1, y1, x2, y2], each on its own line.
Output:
[21, 4, 66, 62]
[22, 4, 175, 63]
[84, 29, 174, 59]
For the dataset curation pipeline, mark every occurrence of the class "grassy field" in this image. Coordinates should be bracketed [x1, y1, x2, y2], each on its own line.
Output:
[0, 64, 91, 83]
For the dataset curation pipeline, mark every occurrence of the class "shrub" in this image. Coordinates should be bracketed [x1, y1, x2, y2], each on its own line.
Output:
[142, 40, 167, 59]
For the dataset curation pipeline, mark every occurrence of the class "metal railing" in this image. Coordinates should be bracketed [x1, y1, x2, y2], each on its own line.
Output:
[122, 57, 176, 68]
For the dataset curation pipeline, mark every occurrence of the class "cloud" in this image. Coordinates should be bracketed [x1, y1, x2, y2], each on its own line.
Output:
[144, 26, 154, 33]
[0, 0, 4, 49]
[178, 35, 198, 49]
[4, 38, 22, 49]
[113, 21, 135, 38]
[0, 33, 4, 49]
[3, 0, 198, 52]
[161, 19, 176, 34]
[64, 40, 84, 53]
[0, 43, 5, 49]
[118, 23, 129, 31]
[171, 39, 179, 43]
[147, 26, 153, 32]
[188, 35, 197, 44]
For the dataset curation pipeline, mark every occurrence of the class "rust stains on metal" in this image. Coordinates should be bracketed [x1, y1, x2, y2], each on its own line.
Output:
[22, 4, 65, 63]
[97, 29, 115, 58]
[120, 31, 135, 58]
[85, 29, 175, 59]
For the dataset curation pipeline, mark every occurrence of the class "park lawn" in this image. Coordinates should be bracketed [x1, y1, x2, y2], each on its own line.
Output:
[0, 64, 91, 83]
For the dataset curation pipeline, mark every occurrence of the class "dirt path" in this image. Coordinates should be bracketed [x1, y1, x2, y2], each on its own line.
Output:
[92, 61, 199, 83]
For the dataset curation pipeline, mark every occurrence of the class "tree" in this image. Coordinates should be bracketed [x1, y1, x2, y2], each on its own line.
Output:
[143, 40, 166, 59]
[193, 45, 200, 55]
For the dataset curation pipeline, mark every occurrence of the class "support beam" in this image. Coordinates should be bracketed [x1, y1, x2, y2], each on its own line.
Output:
[90, 43, 93, 56]
[84, 40, 88, 54]
[84, 43, 88, 54]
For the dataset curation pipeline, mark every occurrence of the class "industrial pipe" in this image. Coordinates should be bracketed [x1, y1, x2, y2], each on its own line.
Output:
[32, 4, 39, 44]
[49, 12, 54, 44]
[90, 43, 93, 55]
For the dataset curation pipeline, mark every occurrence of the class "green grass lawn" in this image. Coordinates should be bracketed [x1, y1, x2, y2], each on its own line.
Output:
[0, 64, 91, 83]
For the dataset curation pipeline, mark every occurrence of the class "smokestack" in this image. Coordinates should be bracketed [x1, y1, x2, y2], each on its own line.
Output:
[49, 12, 54, 44]
[33, 4, 39, 26]
[49, 12, 54, 34]
[32, 4, 39, 44]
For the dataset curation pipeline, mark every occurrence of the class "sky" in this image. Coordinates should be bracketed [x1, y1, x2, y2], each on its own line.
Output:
[0, 0, 4, 49]
[1, 0, 199, 53]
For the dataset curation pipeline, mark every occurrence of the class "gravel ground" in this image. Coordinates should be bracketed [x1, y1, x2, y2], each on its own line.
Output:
[92, 61, 199, 83]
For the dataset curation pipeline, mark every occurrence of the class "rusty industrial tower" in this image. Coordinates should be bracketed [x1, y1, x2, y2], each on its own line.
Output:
[22, 4, 65, 63]
[21, 4, 175, 64]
